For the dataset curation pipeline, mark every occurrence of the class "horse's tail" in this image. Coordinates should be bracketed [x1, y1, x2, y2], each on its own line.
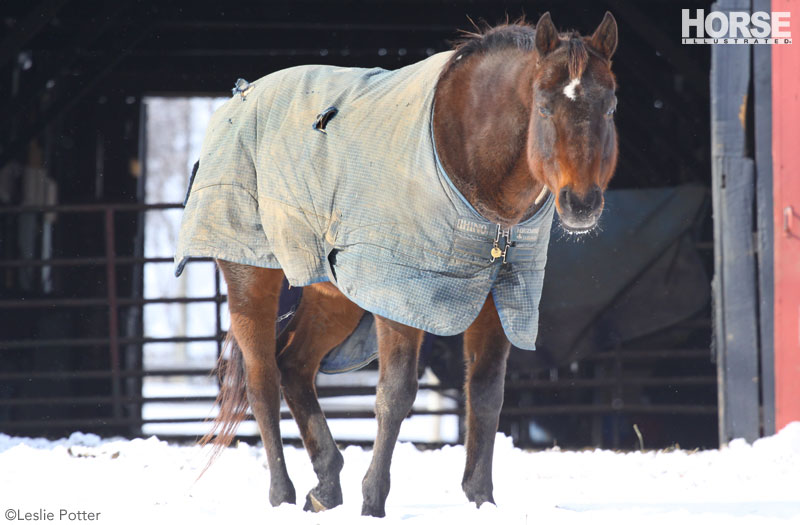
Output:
[198, 331, 249, 476]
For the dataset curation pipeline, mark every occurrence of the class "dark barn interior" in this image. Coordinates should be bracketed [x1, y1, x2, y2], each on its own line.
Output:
[0, 0, 716, 449]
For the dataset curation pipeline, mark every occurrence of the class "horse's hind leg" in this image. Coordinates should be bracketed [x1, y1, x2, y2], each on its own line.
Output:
[217, 260, 296, 506]
[277, 282, 364, 512]
[361, 317, 424, 517]
[461, 294, 511, 507]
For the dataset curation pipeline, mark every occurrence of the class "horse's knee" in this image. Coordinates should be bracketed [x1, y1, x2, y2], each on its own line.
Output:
[466, 344, 509, 404]
[373, 332, 422, 421]
[375, 374, 418, 421]
[316, 446, 344, 476]
[467, 372, 505, 416]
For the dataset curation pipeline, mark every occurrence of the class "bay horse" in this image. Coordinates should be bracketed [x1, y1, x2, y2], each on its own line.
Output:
[196, 12, 618, 517]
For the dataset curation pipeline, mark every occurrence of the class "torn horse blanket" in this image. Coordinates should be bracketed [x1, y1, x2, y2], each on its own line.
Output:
[174, 51, 555, 350]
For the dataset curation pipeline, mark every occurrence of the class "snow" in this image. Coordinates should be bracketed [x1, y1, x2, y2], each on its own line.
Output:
[1, 424, 799, 524]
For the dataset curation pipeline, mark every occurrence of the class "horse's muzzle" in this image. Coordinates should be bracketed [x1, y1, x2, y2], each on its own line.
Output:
[557, 185, 604, 232]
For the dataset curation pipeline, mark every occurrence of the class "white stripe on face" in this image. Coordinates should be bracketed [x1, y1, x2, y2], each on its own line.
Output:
[563, 78, 580, 101]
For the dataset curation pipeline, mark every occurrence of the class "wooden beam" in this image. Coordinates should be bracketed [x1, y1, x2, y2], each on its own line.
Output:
[710, 0, 761, 444]
[752, 0, 774, 437]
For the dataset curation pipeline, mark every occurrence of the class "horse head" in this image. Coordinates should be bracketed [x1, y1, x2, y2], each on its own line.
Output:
[528, 12, 619, 233]
[433, 12, 618, 232]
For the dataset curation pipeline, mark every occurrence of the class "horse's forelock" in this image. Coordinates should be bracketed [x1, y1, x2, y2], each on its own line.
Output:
[566, 37, 588, 81]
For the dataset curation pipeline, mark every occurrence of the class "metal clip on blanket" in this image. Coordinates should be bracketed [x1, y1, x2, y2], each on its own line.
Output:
[490, 224, 513, 264]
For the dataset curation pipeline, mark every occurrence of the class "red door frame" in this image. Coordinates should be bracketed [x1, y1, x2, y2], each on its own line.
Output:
[772, 0, 800, 431]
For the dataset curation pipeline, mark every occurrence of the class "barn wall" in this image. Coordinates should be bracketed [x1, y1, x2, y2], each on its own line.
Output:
[1, 0, 720, 448]
[771, 0, 800, 431]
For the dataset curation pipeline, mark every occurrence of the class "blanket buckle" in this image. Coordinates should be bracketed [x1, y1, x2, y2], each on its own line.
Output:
[490, 225, 513, 264]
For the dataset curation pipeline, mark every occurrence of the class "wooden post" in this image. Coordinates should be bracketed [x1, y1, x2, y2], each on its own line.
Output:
[710, 0, 761, 444]
[753, 0, 775, 437]
[771, 0, 800, 432]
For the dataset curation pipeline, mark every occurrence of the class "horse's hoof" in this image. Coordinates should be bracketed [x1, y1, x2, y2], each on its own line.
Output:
[304, 493, 327, 512]
[467, 493, 496, 508]
[472, 497, 496, 509]
[464, 485, 495, 508]
[361, 502, 386, 518]
[303, 486, 343, 513]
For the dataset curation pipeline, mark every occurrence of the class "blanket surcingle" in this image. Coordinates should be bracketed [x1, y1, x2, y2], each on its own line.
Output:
[175, 51, 555, 350]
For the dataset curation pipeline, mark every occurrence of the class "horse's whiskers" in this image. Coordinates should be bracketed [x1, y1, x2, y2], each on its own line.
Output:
[556, 221, 603, 241]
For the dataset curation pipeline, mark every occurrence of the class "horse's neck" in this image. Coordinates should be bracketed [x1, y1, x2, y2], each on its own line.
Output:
[433, 50, 545, 227]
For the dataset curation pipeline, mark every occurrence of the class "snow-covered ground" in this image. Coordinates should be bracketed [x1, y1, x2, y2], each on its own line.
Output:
[1, 424, 798, 525]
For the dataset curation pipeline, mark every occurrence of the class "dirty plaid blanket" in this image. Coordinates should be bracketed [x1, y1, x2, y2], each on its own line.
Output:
[174, 51, 555, 350]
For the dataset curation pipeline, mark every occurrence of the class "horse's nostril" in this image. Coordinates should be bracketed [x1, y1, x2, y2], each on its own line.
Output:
[587, 186, 601, 208]
[558, 187, 570, 209]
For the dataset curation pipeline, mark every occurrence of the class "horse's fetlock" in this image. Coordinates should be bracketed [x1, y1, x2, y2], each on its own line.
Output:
[330, 448, 344, 473]
[361, 475, 390, 518]
[313, 447, 344, 477]
[363, 469, 390, 498]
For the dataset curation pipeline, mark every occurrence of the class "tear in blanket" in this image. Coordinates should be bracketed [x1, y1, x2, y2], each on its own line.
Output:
[175, 51, 555, 349]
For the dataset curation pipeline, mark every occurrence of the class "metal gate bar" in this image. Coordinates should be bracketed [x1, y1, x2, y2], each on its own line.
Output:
[0, 201, 716, 447]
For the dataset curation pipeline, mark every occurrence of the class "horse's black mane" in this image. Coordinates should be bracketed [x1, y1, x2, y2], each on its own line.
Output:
[452, 21, 536, 59]
[445, 21, 589, 80]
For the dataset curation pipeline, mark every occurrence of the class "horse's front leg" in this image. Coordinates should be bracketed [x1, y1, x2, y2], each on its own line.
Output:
[277, 283, 364, 512]
[461, 294, 511, 507]
[217, 261, 296, 506]
[361, 317, 424, 517]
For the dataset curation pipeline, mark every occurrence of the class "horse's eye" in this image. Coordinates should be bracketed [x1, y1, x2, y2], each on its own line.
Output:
[606, 106, 616, 117]
[538, 106, 552, 117]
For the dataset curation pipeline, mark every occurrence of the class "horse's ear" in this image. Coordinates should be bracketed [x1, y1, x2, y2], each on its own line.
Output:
[589, 11, 618, 60]
[535, 12, 559, 57]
